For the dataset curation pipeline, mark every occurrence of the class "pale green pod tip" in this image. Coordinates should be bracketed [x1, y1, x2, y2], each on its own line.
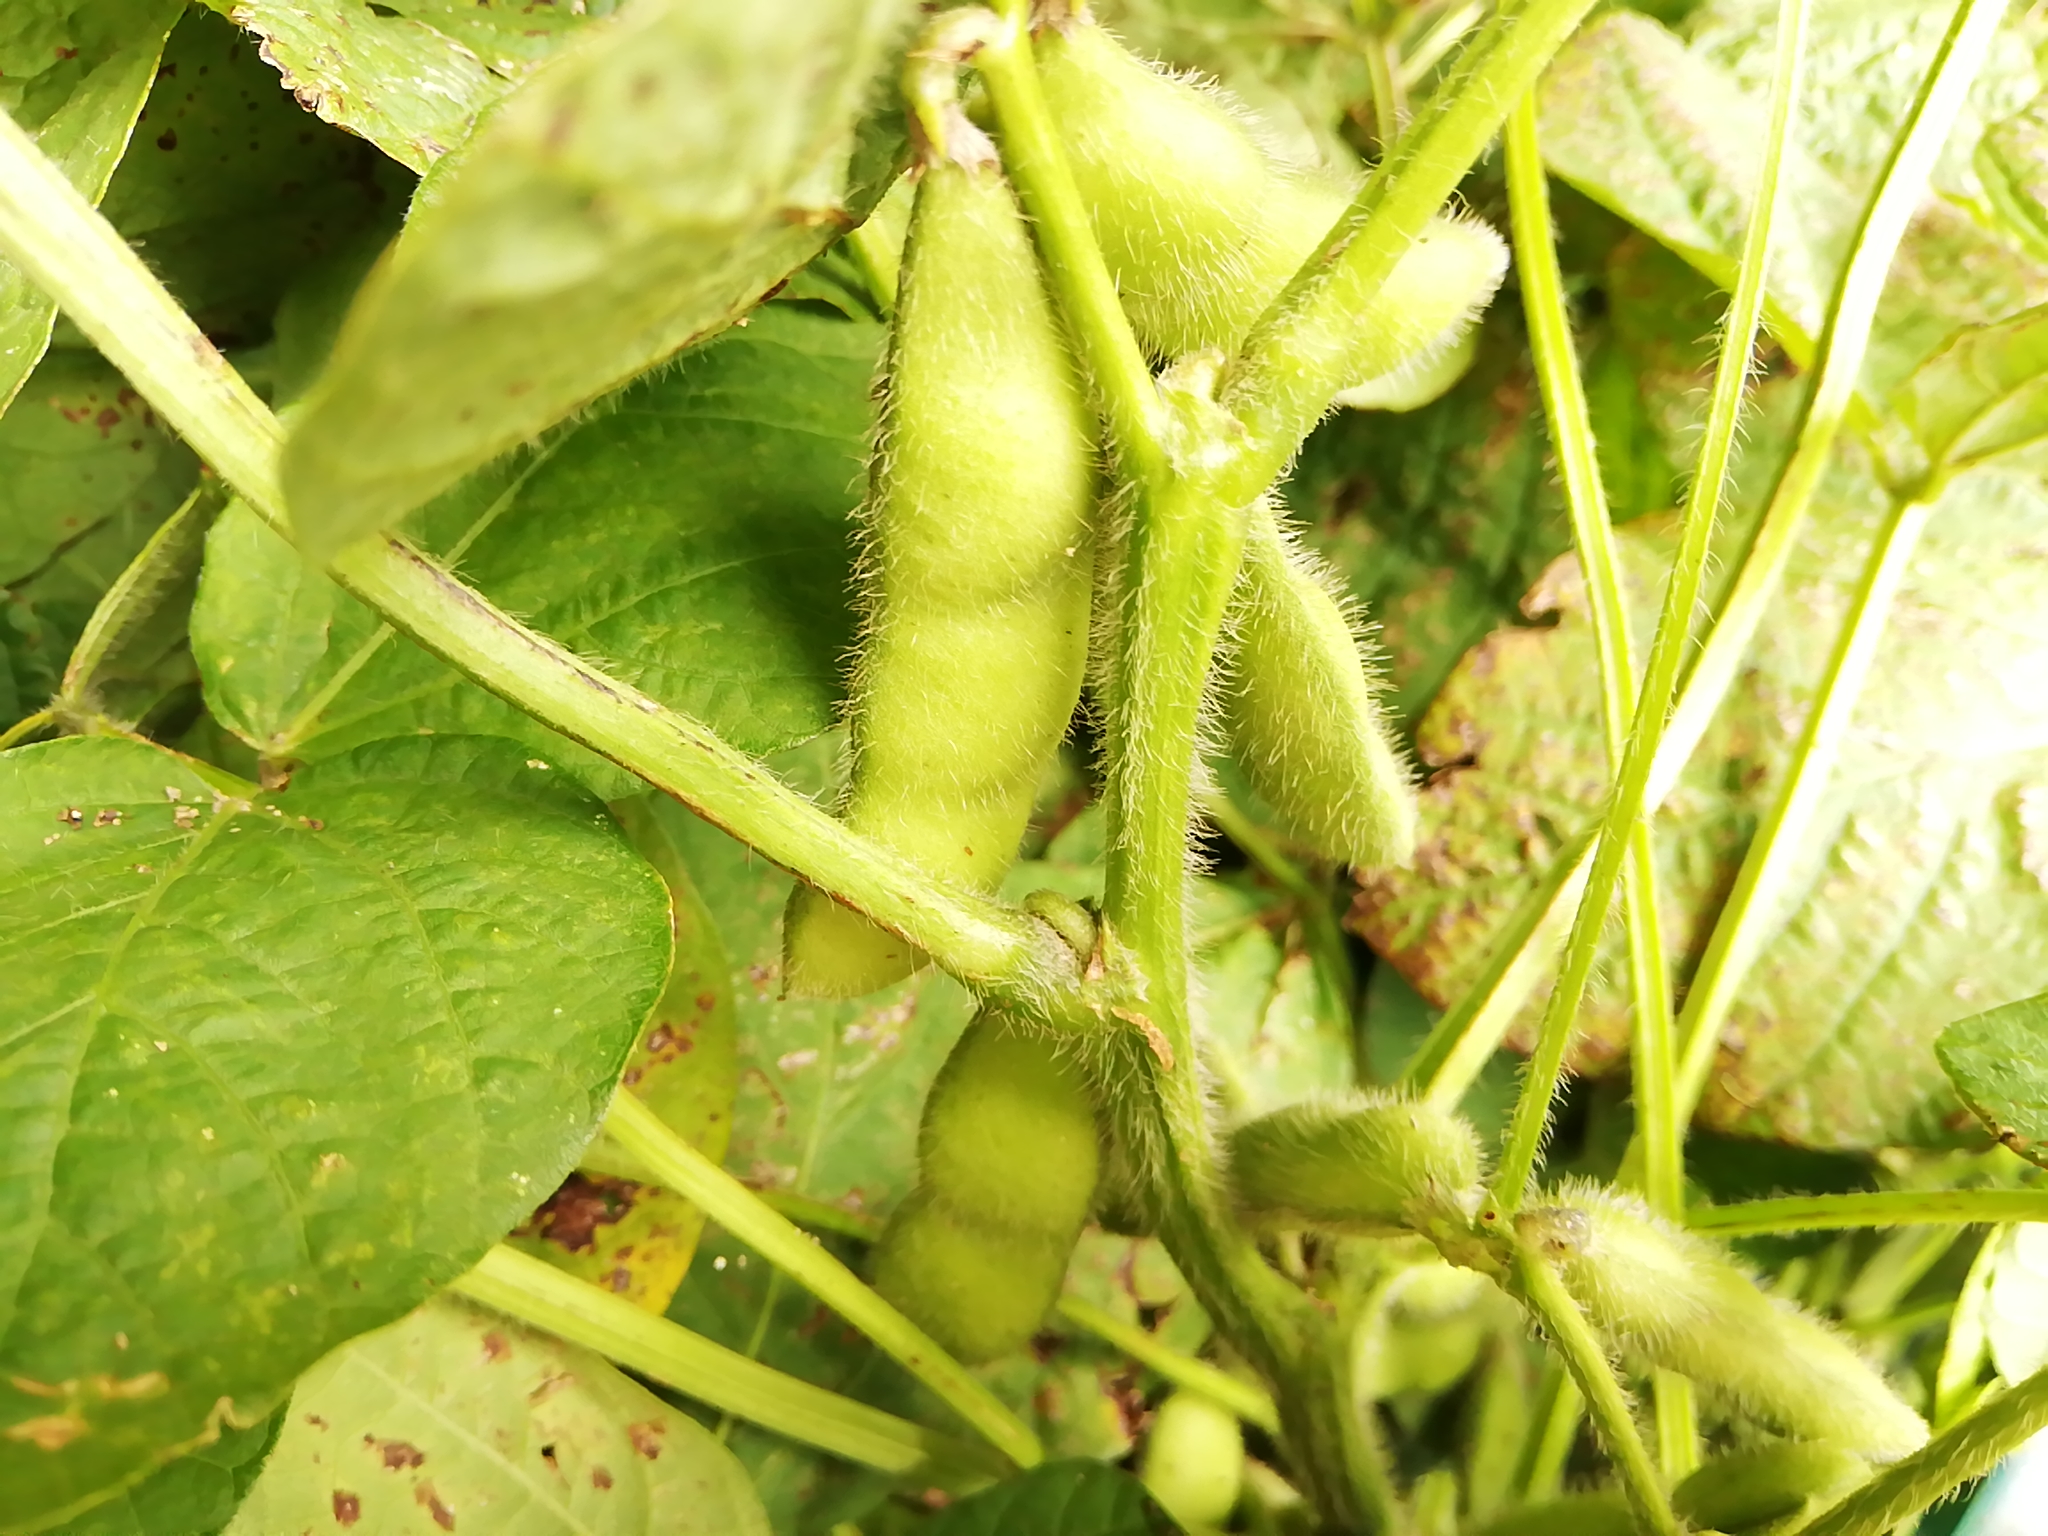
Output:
[1140, 1392, 1245, 1532]
[782, 883, 922, 997]
[1519, 1183, 1930, 1461]
[1673, 1441, 1870, 1534]
[869, 1188, 1071, 1365]
[1226, 1090, 1483, 1235]
[1225, 505, 1418, 869]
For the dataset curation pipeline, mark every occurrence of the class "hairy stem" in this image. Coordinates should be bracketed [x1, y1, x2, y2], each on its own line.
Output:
[0, 98, 1076, 1008]
[1800, 1363, 2048, 1536]
[1510, 1245, 1679, 1536]
[1670, 492, 1935, 1123]
[1215, 0, 1600, 504]
[1691, 1189, 2048, 1234]
[1491, 0, 1808, 1209]
[604, 1094, 1042, 1468]
[456, 1246, 983, 1475]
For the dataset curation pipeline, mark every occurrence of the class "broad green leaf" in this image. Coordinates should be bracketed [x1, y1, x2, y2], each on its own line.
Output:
[41, 1410, 280, 1536]
[190, 307, 875, 790]
[1985, 1225, 2048, 1385]
[1, 348, 199, 732]
[1538, 11, 2048, 400]
[225, 1295, 770, 1536]
[0, 0, 180, 410]
[0, 733, 668, 1529]
[1687, 0, 2043, 202]
[1356, 455, 2048, 1148]
[1196, 875, 1354, 1117]
[512, 795, 740, 1314]
[921, 1461, 1178, 1536]
[1936, 994, 2048, 1165]
[96, 9, 412, 348]
[280, 0, 914, 555]
[1897, 303, 2048, 477]
[195, 0, 605, 174]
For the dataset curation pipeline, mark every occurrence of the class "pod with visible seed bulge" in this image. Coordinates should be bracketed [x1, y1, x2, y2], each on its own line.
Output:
[1225, 1091, 1483, 1237]
[1222, 504, 1416, 868]
[781, 126, 1097, 998]
[870, 1011, 1101, 1363]
[1673, 1442, 1869, 1534]
[1516, 1184, 1930, 1461]
[1140, 1392, 1245, 1532]
[1029, 12, 1507, 396]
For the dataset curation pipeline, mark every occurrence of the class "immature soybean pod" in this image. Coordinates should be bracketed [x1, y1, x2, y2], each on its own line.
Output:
[781, 133, 1097, 997]
[1516, 1184, 1929, 1461]
[870, 1011, 1102, 1364]
[1030, 14, 1507, 394]
[1226, 1090, 1483, 1236]
[1223, 506, 1417, 868]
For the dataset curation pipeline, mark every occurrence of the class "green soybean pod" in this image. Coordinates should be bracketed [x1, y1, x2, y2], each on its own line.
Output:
[782, 139, 1097, 998]
[1516, 1184, 1930, 1461]
[1140, 1391, 1245, 1532]
[1223, 504, 1417, 868]
[1673, 1442, 1869, 1534]
[1030, 15, 1507, 387]
[1226, 1090, 1483, 1236]
[870, 1011, 1102, 1364]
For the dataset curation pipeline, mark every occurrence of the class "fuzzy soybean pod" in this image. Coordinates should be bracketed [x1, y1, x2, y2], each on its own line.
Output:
[1030, 16, 1507, 392]
[1516, 1184, 1930, 1461]
[781, 148, 1097, 998]
[1673, 1442, 1870, 1534]
[1226, 1090, 1483, 1237]
[870, 1011, 1101, 1364]
[1223, 505, 1417, 868]
[1139, 1392, 1245, 1532]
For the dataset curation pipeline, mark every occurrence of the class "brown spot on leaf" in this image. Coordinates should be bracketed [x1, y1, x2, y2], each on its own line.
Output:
[626, 1420, 665, 1460]
[481, 1332, 510, 1363]
[332, 1490, 361, 1525]
[523, 1172, 639, 1253]
[379, 1439, 425, 1470]
[591, 1466, 613, 1490]
[415, 1482, 455, 1530]
[156, 128, 177, 151]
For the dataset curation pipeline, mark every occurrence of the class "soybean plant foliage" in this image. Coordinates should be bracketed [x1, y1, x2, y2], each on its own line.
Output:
[20, 3, 2048, 1536]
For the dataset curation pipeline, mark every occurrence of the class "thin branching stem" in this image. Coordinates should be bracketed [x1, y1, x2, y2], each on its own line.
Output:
[1691, 1189, 2048, 1235]
[1492, 0, 1808, 1209]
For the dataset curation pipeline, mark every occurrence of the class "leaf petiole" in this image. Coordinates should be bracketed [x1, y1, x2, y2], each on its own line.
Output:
[1690, 1189, 2048, 1234]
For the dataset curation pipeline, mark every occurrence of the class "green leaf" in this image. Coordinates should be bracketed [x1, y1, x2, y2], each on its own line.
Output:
[1979, 90, 2048, 264]
[0, 0, 181, 410]
[190, 307, 875, 790]
[1936, 995, 2048, 1165]
[1, 347, 200, 732]
[0, 733, 669, 1529]
[921, 1461, 1179, 1536]
[39, 1411, 280, 1536]
[512, 794, 741, 1315]
[1538, 10, 2048, 399]
[95, 9, 412, 348]
[196, 0, 603, 174]
[226, 1294, 770, 1535]
[1359, 455, 2048, 1149]
[278, 0, 913, 554]
[1896, 303, 2048, 477]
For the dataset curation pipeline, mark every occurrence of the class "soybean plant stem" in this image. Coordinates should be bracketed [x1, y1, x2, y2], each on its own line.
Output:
[973, 1, 1167, 485]
[455, 1246, 979, 1476]
[1056, 1296, 1282, 1433]
[603, 1094, 1043, 1469]
[0, 100, 1074, 1009]
[1510, 1246, 1680, 1536]
[1490, 0, 1808, 1210]
[1691, 1189, 2048, 1235]
[1217, 0, 1600, 503]
[1668, 492, 1934, 1124]
[1799, 1363, 2048, 1536]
